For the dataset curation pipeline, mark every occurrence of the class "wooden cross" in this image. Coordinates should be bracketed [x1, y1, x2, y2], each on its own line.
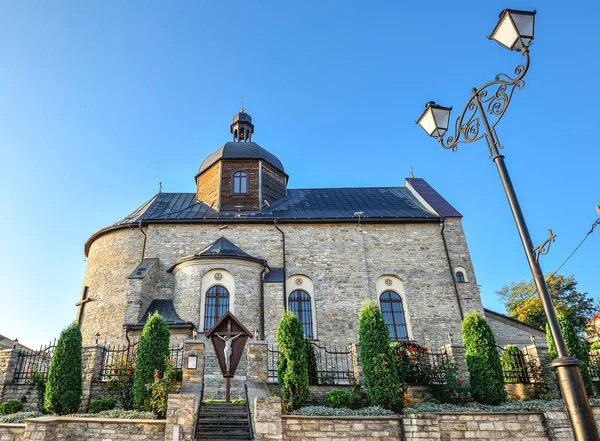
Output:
[75, 287, 92, 326]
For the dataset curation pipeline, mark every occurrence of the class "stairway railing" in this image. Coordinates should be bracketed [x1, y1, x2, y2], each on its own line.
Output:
[244, 382, 254, 440]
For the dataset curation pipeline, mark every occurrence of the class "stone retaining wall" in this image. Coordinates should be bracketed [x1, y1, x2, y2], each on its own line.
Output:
[0, 424, 24, 441]
[253, 397, 600, 441]
[0, 417, 165, 441]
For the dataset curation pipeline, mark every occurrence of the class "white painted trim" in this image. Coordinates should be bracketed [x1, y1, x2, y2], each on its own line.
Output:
[454, 266, 468, 283]
[286, 275, 318, 340]
[199, 269, 235, 332]
[376, 275, 413, 341]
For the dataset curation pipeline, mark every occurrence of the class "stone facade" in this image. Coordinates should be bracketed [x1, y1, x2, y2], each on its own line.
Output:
[485, 309, 546, 347]
[82, 219, 482, 352]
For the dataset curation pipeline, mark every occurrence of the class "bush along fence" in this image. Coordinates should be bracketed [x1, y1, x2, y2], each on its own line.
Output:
[11, 340, 56, 383]
[268, 341, 355, 386]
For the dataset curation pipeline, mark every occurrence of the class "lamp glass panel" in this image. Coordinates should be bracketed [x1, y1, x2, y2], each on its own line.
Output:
[432, 107, 450, 133]
[491, 13, 518, 49]
[418, 107, 437, 136]
[511, 12, 534, 49]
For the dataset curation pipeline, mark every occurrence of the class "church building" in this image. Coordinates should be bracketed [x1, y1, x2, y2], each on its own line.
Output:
[78, 109, 544, 352]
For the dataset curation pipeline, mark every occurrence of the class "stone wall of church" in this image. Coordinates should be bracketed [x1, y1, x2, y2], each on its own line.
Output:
[485, 312, 546, 347]
[442, 217, 485, 316]
[83, 217, 482, 349]
[81, 228, 144, 344]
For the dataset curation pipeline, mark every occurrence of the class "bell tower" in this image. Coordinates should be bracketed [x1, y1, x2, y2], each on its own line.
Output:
[230, 109, 254, 142]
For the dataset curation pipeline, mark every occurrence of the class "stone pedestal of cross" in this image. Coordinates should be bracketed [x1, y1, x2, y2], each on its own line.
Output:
[205, 312, 252, 402]
[75, 287, 92, 326]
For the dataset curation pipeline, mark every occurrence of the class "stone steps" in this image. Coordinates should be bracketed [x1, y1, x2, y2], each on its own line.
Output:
[195, 402, 252, 441]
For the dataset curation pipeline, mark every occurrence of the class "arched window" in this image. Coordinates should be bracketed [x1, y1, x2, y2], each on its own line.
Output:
[456, 271, 465, 283]
[232, 171, 248, 194]
[289, 290, 313, 339]
[380, 291, 408, 342]
[204, 285, 230, 332]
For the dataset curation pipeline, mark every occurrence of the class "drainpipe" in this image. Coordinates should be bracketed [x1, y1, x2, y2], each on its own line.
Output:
[274, 219, 287, 312]
[259, 264, 267, 340]
[440, 218, 464, 320]
[138, 221, 148, 261]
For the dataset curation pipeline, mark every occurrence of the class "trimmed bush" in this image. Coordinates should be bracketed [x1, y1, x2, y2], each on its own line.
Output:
[0, 400, 24, 415]
[277, 312, 310, 412]
[327, 390, 352, 408]
[358, 301, 403, 412]
[546, 313, 593, 395]
[133, 312, 171, 410]
[148, 357, 176, 419]
[44, 322, 83, 415]
[88, 398, 117, 414]
[462, 311, 506, 405]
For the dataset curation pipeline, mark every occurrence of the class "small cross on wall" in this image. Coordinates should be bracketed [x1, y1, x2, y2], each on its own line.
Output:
[75, 287, 92, 326]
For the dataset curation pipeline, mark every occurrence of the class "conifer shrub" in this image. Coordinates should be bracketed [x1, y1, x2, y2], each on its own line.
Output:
[546, 313, 593, 395]
[277, 312, 310, 412]
[148, 357, 176, 419]
[462, 311, 506, 405]
[44, 323, 83, 415]
[133, 312, 171, 410]
[358, 301, 403, 412]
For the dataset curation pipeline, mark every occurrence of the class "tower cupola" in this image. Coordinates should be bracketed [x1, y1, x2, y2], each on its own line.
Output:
[230, 109, 254, 142]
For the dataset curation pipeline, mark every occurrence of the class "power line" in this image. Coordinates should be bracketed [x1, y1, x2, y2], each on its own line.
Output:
[551, 217, 600, 277]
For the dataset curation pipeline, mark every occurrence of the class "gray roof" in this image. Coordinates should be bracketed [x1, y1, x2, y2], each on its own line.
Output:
[134, 300, 192, 328]
[408, 178, 462, 217]
[198, 142, 285, 175]
[195, 237, 265, 263]
[85, 181, 451, 255]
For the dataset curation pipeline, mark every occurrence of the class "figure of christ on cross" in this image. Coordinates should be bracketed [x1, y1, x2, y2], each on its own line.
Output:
[215, 332, 243, 374]
[75, 287, 92, 326]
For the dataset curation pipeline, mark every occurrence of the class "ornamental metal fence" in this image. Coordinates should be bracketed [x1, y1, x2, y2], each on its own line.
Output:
[267, 341, 355, 386]
[99, 341, 184, 381]
[12, 340, 56, 383]
[498, 345, 543, 384]
[392, 342, 450, 385]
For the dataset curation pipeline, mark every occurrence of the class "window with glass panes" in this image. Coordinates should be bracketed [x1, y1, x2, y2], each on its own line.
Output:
[288, 290, 313, 339]
[204, 285, 230, 331]
[380, 291, 408, 342]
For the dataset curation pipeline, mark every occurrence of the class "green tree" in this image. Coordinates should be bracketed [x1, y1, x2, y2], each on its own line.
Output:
[277, 312, 310, 412]
[462, 311, 506, 405]
[497, 274, 595, 332]
[44, 322, 83, 415]
[133, 312, 171, 410]
[546, 313, 593, 395]
[358, 301, 403, 412]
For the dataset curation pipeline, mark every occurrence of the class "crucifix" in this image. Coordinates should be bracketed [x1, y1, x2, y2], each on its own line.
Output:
[75, 287, 92, 326]
[206, 312, 252, 402]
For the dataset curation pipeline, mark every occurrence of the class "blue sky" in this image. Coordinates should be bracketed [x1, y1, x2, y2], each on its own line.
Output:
[0, 1, 598, 348]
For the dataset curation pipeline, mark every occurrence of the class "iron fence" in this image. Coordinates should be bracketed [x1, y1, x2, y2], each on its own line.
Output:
[267, 341, 355, 386]
[12, 340, 56, 383]
[99, 341, 184, 381]
[498, 345, 543, 384]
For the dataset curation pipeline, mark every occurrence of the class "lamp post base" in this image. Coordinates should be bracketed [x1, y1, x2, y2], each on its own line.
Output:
[551, 358, 599, 441]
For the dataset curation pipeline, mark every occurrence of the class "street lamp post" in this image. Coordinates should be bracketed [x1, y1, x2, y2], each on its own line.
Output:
[417, 9, 600, 441]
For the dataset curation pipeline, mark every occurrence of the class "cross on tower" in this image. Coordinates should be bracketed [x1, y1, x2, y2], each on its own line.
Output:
[75, 287, 92, 326]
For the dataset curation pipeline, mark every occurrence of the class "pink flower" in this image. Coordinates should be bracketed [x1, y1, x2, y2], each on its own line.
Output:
[411, 356, 417, 361]
[154, 372, 160, 379]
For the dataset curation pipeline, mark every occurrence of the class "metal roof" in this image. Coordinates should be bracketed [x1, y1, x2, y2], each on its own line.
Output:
[198, 142, 285, 175]
[407, 178, 462, 217]
[194, 237, 265, 263]
[85, 183, 447, 255]
[136, 300, 187, 326]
